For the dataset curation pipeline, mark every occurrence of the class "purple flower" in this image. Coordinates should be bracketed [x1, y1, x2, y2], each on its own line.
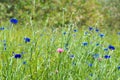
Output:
[10, 18, 18, 24]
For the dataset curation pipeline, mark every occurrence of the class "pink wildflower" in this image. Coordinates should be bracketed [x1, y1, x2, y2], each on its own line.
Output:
[98, 58, 102, 61]
[57, 48, 64, 53]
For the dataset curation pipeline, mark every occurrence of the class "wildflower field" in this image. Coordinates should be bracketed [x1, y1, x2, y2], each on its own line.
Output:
[0, 18, 120, 80]
[0, 0, 120, 80]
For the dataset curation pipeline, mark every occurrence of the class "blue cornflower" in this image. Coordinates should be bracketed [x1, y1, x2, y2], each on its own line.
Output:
[84, 31, 88, 35]
[108, 45, 115, 50]
[118, 32, 120, 35]
[65, 43, 69, 50]
[65, 43, 68, 47]
[89, 27, 93, 31]
[63, 32, 66, 35]
[72, 62, 76, 66]
[4, 47, 6, 50]
[4, 43, 6, 46]
[24, 37, 30, 43]
[118, 66, 120, 70]
[89, 63, 92, 67]
[74, 29, 77, 32]
[104, 48, 108, 51]
[82, 42, 88, 46]
[70, 54, 74, 59]
[21, 52, 25, 54]
[0, 27, 4, 30]
[93, 54, 99, 58]
[10, 18, 18, 24]
[95, 28, 99, 32]
[40, 34, 43, 36]
[3, 40, 6, 50]
[4, 44, 7, 51]
[73, 34, 76, 37]
[96, 43, 99, 46]
[23, 61, 26, 64]
[14, 54, 22, 59]
[89, 73, 93, 77]
[104, 55, 110, 59]
[99, 33, 105, 38]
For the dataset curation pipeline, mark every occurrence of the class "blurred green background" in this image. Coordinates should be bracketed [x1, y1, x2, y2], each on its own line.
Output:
[0, 0, 120, 30]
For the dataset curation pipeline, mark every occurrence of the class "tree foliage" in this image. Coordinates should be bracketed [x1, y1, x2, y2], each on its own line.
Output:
[0, 0, 119, 29]
[99, 0, 120, 29]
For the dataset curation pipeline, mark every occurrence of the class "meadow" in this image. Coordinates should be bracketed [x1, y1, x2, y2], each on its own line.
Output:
[0, 18, 119, 80]
[0, 0, 120, 80]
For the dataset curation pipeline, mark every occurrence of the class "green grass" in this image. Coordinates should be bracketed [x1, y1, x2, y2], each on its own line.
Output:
[0, 20, 120, 80]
